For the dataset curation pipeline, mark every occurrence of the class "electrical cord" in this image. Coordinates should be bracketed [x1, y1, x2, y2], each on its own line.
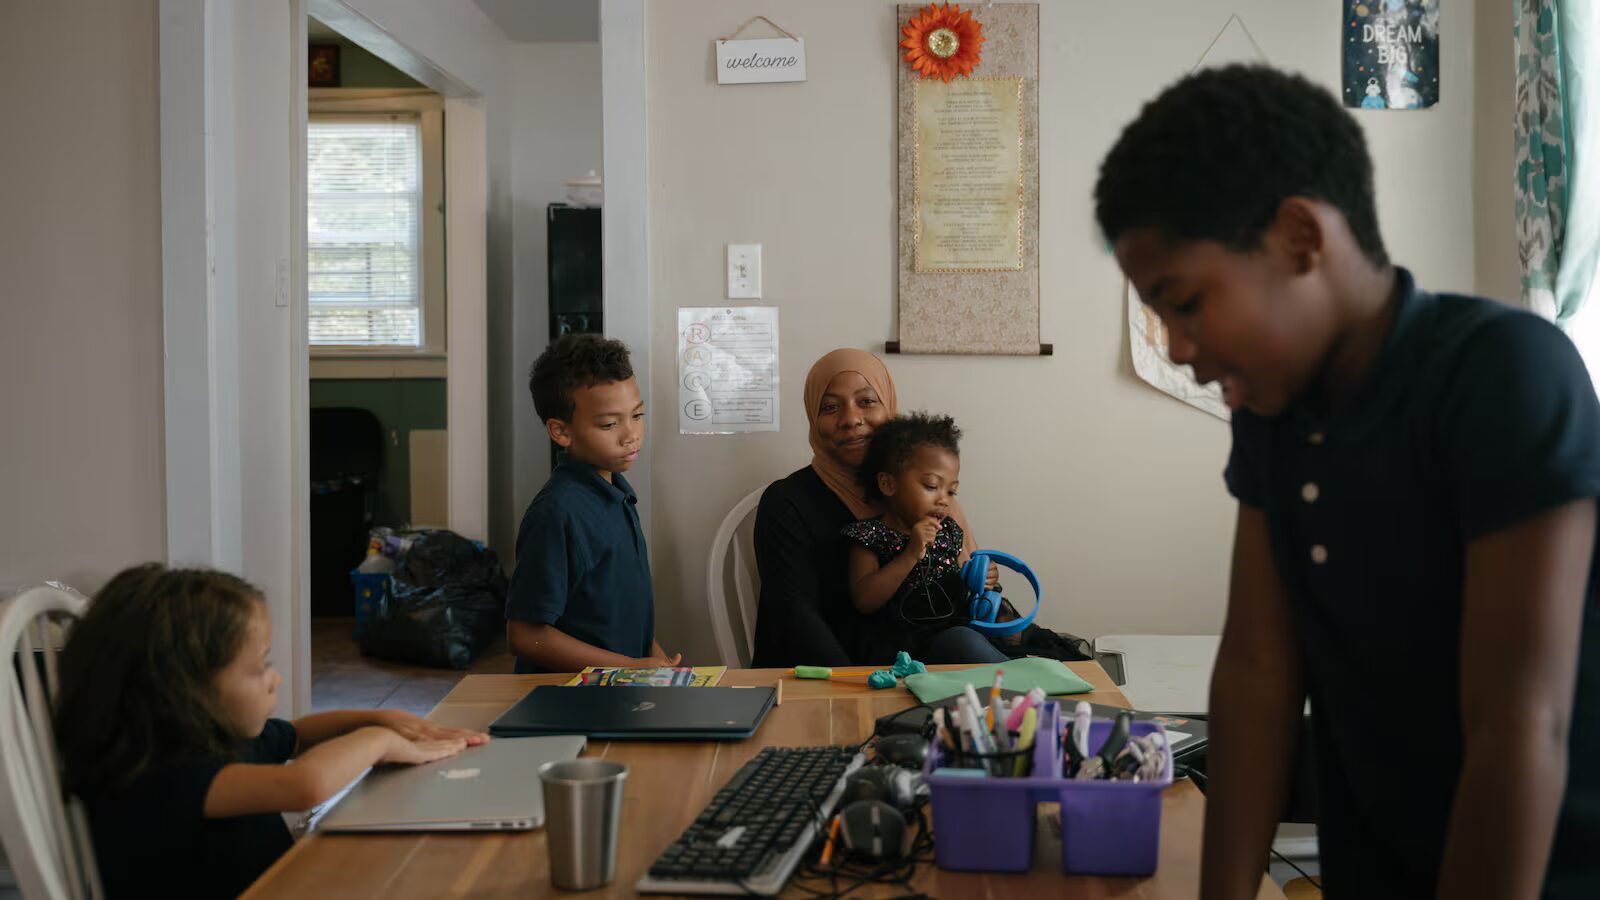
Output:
[789, 792, 936, 900]
[1270, 847, 1322, 892]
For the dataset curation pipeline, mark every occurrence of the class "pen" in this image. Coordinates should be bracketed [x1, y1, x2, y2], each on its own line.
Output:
[820, 815, 841, 866]
[961, 695, 997, 773]
[990, 694, 1010, 753]
[986, 669, 1004, 730]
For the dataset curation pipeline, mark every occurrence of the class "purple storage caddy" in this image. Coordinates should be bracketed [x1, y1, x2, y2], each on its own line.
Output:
[922, 701, 1063, 872]
[922, 703, 1171, 876]
[1055, 719, 1172, 876]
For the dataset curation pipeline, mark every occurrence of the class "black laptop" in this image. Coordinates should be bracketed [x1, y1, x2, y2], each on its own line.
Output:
[489, 685, 778, 740]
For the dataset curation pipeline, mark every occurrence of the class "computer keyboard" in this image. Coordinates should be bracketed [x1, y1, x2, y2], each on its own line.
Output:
[636, 745, 861, 896]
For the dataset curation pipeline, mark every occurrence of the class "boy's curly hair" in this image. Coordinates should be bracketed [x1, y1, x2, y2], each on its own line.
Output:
[858, 412, 962, 501]
[529, 334, 635, 423]
[1095, 64, 1389, 267]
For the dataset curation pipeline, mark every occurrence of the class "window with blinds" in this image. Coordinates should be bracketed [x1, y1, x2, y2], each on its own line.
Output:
[308, 116, 423, 347]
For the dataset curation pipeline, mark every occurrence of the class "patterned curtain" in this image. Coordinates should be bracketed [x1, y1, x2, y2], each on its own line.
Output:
[1515, 0, 1597, 325]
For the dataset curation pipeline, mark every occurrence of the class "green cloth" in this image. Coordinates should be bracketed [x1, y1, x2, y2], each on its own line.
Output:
[902, 656, 1094, 704]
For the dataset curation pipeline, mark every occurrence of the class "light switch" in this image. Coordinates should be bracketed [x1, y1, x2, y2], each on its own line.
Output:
[727, 244, 762, 299]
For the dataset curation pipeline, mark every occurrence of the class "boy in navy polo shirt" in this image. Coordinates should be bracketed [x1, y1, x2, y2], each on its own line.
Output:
[507, 334, 678, 674]
[1096, 66, 1600, 899]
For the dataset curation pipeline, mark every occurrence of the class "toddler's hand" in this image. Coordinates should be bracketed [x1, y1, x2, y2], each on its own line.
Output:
[908, 516, 941, 557]
[985, 563, 1001, 592]
[379, 733, 468, 766]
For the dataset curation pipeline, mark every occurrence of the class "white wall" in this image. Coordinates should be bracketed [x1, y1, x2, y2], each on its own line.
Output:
[644, 0, 1508, 663]
[339, 0, 507, 96]
[229, 0, 300, 711]
[1472, 0, 1520, 303]
[504, 43, 605, 551]
[0, 0, 167, 593]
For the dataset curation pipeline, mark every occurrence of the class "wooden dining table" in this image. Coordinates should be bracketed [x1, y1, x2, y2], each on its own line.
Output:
[244, 662, 1284, 898]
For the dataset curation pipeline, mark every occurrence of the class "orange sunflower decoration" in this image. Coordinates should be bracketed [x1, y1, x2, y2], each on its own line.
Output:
[901, 3, 985, 82]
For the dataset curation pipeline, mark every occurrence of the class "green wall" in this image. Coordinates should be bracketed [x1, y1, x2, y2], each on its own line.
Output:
[310, 378, 446, 526]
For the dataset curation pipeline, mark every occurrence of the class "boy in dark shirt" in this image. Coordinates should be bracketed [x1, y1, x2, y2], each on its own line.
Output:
[1096, 65, 1600, 899]
[507, 334, 677, 673]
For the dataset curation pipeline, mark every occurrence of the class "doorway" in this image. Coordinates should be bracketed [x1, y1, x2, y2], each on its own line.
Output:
[298, 4, 503, 715]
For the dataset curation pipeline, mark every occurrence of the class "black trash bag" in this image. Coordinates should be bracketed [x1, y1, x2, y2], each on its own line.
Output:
[359, 530, 507, 669]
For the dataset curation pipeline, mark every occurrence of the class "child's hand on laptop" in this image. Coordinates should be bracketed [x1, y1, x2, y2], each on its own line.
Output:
[375, 730, 470, 766]
[374, 709, 490, 747]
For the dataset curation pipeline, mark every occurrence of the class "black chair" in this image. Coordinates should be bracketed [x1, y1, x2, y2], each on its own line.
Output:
[310, 408, 383, 618]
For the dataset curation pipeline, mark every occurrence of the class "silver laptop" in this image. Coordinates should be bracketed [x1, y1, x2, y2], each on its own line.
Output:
[315, 734, 586, 832]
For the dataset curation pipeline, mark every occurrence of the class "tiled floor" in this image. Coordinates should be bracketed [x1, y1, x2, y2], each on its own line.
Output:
[310, 617, 515, 717]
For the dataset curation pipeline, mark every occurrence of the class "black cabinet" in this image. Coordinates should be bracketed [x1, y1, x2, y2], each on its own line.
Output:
[547, 204, 602, 468]
[548, 203, 602, 339]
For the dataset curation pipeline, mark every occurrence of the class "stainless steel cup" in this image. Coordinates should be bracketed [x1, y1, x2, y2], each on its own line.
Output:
[538, 758, 628, 890]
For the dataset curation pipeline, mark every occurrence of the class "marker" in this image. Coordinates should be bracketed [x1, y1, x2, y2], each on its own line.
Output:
[962, 683, 987, 736]
[1073, 701, 1092, 762]
[792, 665, 875, 683]
[1014, 707, 1039, 777]
[1005, 686, 1046, 732]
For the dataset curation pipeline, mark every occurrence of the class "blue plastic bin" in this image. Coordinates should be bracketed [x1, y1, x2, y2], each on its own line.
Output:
[349, 570, 389, 641]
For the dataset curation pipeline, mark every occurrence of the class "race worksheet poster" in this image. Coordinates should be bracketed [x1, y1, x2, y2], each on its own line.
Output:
[677, 307, 780, 434]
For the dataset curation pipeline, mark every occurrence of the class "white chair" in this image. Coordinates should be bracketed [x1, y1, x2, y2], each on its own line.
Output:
[0, 587, 102, 899]
[706, 487, 766, 667]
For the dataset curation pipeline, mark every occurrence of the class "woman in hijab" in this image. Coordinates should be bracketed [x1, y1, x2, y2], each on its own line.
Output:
[750, 349, 1007, 667]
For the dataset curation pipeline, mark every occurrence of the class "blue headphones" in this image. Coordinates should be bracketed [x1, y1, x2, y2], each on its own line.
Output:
[959, 550, 1041, 637]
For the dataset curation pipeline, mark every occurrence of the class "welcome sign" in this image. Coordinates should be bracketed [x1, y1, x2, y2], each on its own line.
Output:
[716, 37, 807, 84]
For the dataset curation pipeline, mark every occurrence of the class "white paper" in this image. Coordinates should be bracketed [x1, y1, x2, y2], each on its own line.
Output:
[1122, 15, 1265, 422]
[1127, 285, 1230, 421]
[715, 38, 807, 85]
[678, 307, 780, 434]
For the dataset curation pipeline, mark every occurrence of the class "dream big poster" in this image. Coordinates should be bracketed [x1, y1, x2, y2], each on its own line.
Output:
[1343, 0, 1440, 110]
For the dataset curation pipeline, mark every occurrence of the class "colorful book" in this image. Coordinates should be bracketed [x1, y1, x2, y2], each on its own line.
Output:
[565, 666, 727, 687]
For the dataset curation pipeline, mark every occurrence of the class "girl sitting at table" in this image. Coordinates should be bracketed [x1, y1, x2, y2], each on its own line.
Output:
[53, 564, 489, 899]
[843, 412, 1009, 665]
